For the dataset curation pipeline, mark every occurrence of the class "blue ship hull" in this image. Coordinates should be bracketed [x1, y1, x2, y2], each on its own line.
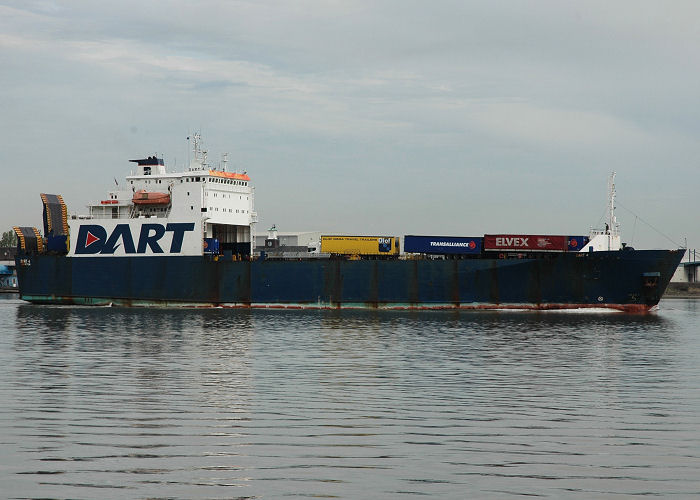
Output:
[16, 249, 684, 312]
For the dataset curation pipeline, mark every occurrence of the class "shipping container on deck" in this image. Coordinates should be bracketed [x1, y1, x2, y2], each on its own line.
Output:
[567, 236, 590, 251]
[404, 235, 482, 255]
[321, 235, 400, 256]
[483, 234, 569, 252]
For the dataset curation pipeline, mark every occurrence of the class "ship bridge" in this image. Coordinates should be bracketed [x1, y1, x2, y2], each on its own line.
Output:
[78, 133, 256, 257]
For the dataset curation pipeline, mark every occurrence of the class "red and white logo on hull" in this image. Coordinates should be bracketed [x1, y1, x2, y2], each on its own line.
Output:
[85, 231, 100, 247]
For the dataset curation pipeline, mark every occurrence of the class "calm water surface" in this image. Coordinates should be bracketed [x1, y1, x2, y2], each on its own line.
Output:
[1, 295, 699, 499]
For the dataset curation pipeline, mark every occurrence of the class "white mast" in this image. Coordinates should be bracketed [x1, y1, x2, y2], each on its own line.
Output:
[188, 132, 207, 171]
[580, 171, 622, 252]
[607, 171, 620, 250]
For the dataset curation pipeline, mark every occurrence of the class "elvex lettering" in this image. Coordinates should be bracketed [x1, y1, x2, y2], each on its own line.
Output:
[495, 237, 529, 247]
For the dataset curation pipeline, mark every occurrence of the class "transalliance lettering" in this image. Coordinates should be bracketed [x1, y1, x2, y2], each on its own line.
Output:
[75, 223, 195, 254]
[430, 241, 476, 248]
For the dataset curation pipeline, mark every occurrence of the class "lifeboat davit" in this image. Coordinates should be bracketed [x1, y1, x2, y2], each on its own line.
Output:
[132, 190, 171, 205]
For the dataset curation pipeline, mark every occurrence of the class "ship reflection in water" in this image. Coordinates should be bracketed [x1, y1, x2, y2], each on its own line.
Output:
[2, 297, 700, 498]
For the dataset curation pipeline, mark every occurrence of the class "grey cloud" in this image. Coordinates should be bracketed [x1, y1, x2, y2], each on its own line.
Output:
[0, 0, 698, 248]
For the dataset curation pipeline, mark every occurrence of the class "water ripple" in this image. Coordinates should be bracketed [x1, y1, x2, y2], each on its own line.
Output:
[1, 296, 699, 498]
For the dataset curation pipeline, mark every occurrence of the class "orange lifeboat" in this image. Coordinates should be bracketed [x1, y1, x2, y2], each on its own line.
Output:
[132, 190, 171, 205]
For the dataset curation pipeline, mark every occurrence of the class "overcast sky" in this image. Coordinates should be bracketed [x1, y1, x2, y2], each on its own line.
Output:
[1, 1, 698, 249]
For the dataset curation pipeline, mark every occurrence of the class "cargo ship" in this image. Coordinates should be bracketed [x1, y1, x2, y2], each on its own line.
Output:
[14, 135, 684, 312]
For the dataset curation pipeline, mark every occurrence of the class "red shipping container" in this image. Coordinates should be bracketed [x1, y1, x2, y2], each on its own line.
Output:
[483, 234, 569, 252]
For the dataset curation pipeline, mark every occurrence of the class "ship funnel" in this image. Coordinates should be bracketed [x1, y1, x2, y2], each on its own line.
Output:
[129, 156, 165, 176]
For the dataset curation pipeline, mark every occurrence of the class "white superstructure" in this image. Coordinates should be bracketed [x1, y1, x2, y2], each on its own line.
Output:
[581, 171, 622, 252]
[69, 134, 256, 257]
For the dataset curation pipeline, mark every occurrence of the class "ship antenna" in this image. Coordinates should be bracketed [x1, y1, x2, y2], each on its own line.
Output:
[607, 171, 619, 249]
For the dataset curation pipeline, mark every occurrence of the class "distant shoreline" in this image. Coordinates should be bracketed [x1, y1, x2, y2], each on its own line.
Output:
[664, 283, 700, 298]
